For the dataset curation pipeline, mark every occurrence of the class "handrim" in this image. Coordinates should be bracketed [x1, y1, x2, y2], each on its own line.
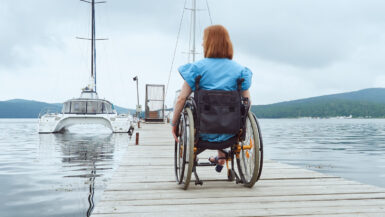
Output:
[181, 107, 195, 190]
[237, 111, 261, 188]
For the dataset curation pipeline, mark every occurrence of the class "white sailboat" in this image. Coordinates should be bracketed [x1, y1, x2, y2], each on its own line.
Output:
[39, 0, 134, 134]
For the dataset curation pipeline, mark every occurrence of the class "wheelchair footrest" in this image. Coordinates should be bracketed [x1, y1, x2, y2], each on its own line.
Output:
[197, 162, 216, 166]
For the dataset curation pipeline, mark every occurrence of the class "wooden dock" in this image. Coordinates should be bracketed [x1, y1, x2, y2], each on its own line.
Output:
[92, 124, 385, 216]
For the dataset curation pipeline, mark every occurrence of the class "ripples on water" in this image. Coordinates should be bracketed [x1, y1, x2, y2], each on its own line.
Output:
[0, 119, 132, 217]
[1, 118, 385, 216]
[259, 118, 385, 188]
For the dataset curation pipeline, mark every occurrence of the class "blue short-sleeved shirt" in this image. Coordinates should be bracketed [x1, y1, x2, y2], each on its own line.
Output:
[178, 58, 253, 142]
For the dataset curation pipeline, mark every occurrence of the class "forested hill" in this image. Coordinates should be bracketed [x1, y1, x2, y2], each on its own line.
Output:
[251, 88, 385, 118]
[2, 88, 385, 118]
[0, 99, 61, 118]
[0, 99, 131, 118]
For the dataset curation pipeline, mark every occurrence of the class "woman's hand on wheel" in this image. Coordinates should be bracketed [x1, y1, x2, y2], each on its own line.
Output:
[172, 125, 179, 143]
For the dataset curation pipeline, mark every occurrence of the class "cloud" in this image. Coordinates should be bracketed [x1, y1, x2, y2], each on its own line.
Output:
[211, 0, 385, 69]
[1, 0, 385, 108]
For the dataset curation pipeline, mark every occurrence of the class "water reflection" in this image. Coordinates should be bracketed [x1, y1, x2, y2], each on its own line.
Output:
[1, 119, 385, 216]
[38, 131, 131, 217]
[260, 118, 385, 188]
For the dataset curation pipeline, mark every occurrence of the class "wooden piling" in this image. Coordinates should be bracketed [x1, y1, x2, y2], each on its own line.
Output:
[135, 132, 139, 145]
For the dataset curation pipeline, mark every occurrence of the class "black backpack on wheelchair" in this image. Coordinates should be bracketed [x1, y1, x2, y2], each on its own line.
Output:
[193, 75, 249, 149]
[174, 75, 263, 190]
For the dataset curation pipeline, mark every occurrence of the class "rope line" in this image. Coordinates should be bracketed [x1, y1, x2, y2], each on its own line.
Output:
[165, 0, 188, 100]
[165, 0, 213, 102]
[205, 0, 213, 24]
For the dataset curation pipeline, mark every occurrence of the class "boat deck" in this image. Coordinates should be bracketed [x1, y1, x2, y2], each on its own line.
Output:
[92, 124, 385, 216]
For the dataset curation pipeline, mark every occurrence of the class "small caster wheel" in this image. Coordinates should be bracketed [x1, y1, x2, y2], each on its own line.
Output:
[227, 169, 235, 181]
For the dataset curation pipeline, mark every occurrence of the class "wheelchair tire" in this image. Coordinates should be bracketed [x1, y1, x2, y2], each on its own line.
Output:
[174, 107, 195, 189]
[174, 114, 185, 184]
[253, 114, 264, 182]
[237, 110, 261, 188]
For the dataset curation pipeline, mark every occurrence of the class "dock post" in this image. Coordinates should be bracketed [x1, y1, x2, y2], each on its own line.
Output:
[135, 132, 139, 145]
[138, 121, 141, 128]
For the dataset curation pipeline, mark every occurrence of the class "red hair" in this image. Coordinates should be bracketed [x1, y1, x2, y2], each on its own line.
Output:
[203, 25, 233, 59]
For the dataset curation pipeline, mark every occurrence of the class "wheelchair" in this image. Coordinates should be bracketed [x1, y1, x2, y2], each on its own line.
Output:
[174, 76, 264, 190]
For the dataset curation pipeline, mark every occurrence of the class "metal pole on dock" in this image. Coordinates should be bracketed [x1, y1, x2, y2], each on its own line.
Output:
[133, 76, 141, 119]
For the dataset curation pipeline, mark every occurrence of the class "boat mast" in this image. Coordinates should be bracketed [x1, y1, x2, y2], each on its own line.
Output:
[91, 0, 96, 92]
[192, 0, 196, 62]
[78, 0, 107, 93]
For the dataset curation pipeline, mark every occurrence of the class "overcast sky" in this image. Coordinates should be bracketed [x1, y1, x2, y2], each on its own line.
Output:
[1, 0, 385, 108]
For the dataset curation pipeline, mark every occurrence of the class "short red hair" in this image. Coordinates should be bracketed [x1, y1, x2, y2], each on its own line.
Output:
[203, 25, 233, 59]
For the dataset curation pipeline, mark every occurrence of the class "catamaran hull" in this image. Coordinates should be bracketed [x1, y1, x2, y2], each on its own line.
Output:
[38, 114, 134, 133]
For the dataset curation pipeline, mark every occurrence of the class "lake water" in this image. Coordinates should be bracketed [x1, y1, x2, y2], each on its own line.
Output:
[259, 118, 385, 188]
[0, 119, 133, 217]
[0, 118, 384, 217]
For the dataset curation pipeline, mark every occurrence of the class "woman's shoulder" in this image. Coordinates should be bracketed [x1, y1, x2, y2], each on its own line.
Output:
[228, 60, 252, 73]
[179, 59, 207, 71]
[195, 58, 242, 68]
[179, 58, 251, 73]
[224, 60, 252, 89]
[193, 58, 212, 68]
[227, 59, 247, 69]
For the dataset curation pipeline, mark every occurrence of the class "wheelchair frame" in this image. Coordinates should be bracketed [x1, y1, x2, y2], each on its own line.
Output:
[174, 96, 264, 190]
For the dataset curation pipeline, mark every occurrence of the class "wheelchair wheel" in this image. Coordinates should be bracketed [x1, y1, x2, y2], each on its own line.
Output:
[237, 110, 261, 188]
[253, 114, 264, 182]
[174, 115, 184, 184]
[174, 107, 195, 189]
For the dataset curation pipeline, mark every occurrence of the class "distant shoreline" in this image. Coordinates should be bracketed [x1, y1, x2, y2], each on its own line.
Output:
[3, 88, 385, 119]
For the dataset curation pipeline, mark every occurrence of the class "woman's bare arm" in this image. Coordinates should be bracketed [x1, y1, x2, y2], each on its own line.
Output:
[171, 81, 192, 142]
[172, 81, 192, 125]
[242, 90, 251, 105]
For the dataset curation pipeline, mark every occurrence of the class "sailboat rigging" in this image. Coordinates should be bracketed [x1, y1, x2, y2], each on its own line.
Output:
[166, 0, 212, 100]
[166, 0, 213, 109]
[38, 0, 134, 134]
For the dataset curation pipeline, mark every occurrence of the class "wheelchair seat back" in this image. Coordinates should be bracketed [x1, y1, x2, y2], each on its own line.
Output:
[196, 89, 241, 134]
[193, 75, 248, 138]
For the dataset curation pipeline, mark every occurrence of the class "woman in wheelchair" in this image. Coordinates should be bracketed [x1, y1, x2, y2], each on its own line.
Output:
[171, 25, 263, 189]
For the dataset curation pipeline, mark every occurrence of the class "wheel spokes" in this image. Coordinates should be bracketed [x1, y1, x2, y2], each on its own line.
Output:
[238, 114, 259, 184]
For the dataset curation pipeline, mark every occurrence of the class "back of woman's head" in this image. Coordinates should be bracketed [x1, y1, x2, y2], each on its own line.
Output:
[203, 25, 233, 60]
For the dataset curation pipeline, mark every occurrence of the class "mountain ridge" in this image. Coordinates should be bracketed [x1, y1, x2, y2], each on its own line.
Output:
[0, 99, 133, 118]
[2, 88, 385, 118]
[251, 88, 385, 118]
[262, 88, 385, 106]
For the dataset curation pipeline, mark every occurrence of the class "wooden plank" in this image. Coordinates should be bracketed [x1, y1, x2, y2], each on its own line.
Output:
[97, 192, 385, 205]
[98, 186, 385, 201]
[92, 204, 385, 216]
[104, 178, 367, 191]
[91, 123, 385, 217]
[92, 205, 385, 217]
[93, 199, 385, 214]
[93, 214, 385, 217]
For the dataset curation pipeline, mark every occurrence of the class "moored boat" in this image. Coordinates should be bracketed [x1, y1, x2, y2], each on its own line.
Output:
[38, 0, 134, 134]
